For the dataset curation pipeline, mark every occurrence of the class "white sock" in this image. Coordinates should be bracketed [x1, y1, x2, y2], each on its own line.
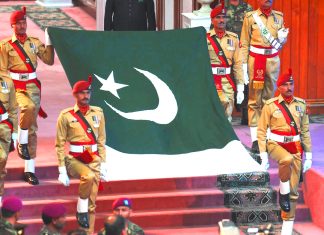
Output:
[280, 180, 290, 195]
[250, 127, 257, 142]
[77, 198, 89, 213]
[24, 159, 35, 173]
[18, 127, 29, 144]
[281, 220, 294, 235]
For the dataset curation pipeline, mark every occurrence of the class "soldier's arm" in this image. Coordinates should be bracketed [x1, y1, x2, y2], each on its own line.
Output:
[240, 14, 251, 64]
[8, 80, 18, 133]
[146, 0, 156, 31]
[104, 0, 114, 31]
[232, 37, 244, 86]
[55, 113, 68, 167]
[34, 38, 54, 66]
[257, 104, 271, 153]
[0, 43, 10, 78]
[300, 104, 312, 152]
[97, 110, 107, 162]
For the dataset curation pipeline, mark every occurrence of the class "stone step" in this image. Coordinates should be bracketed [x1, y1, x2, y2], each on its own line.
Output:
[217, 171, 270, 188]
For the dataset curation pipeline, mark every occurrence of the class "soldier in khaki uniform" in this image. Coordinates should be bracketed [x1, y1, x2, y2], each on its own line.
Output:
[55, 75, 108, 234]
[0, 196, 23, 235]
[240, 0, 289, 152]
[0, 6, 54, 185]
[0, 74, 17, 203]
[207, 2, 244, 122]
[39, 203, 66, 235]
[257, 69, 312, 235]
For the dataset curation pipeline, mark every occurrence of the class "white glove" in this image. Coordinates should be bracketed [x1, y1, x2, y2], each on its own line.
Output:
[278, 28, 289, 43]
[58, 166, 70, 186]
[260, 152, 270, 170]
[303, 152, 312, 173]
[12, 133, 18, 148]
[242, 63, 249, 85]
[45, 28, 52, 46]
[100, 162, 109, 182]
[236, 84, 244, 104]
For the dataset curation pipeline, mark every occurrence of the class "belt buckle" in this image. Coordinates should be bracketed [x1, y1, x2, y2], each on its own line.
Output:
[264, 49, 272, 55]
[284, 136, 293, 143]
[83, 146, 92, 153]
[19, 74, 29, 80]
[217, 67, 226, 75]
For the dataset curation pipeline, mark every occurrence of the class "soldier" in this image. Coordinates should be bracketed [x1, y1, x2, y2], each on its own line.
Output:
[0, 73, 17, 202]
[39, 204, 66, 235]
[98, 215, 125, 235]
[0, 6, 55, 185]
[207, 1, 244, 122]
[257, 69, 312, 235]
[55, 75, 108, 234]
[240, 0, 289, 152]
[0, 196, 23, 235]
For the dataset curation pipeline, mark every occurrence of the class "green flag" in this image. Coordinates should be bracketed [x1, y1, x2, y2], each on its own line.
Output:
[49, 27, 261, 180]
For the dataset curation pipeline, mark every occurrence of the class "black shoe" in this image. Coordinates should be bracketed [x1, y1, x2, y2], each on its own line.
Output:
[23, 172, 39, 185]
[279, 191, 290, 212]
[17, 144, 31, 160]
[251, 141, 260, 154]
[76, 212, 89, 228]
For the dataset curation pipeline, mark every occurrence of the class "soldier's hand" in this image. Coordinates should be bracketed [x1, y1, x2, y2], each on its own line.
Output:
[260, 152, 269, 170]
[242, 63, 249, 85]
[236, 85, 244, 104]
[100, 162, 109, 182]
[58, 166, 70, 186]
[303, 152, 312, 173]
[278, 28, 289, 43]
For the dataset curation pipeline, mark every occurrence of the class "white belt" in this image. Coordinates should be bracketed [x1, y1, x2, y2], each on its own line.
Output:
[250, 46, 278, 55]
[0, 112, 9, 122]
[269, 132, 300, 143]
[212, 67, 231, 75]
[10, 72, 37, 81]
[70, 144, 97, 153]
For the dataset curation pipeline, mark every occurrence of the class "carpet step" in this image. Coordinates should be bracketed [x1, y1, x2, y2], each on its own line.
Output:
[217, 172, 270, 188]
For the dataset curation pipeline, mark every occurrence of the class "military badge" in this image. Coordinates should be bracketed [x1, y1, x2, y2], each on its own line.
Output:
[87, 127, 92, 133]
[1, 81, 9, 93]
[92, 115, 99, 128]
[295, 106, 302, 112]
[227, 39, 233, 47]
[30, 43, 36, 54]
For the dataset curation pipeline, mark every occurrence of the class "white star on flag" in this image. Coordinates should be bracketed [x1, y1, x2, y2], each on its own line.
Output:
[94, 72, 128, 99]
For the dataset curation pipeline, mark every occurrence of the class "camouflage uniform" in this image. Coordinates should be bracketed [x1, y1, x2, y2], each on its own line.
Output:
[0, 218, 17, 235]
[39, 225, 61, 235]
[98, 220, 144, 235]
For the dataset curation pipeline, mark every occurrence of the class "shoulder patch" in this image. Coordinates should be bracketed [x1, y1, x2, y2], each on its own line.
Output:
[91, 106, 103, 112]
[295, 97, 306, 104]
[227, 31, 238, 38]
[61, 107, 74, 114]
[265, 97, 279, 104]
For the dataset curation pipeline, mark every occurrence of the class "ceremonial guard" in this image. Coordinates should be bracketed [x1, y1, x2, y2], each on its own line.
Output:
[39, 204, 66, 235]
[240, 0, 289, 152]
[0, 6, 54, 185]
[207, 1, 244, 122]
[0, 196, 23, 235]
[0, 72, 17, 202]
[55, 75, 108, 234]
[257, 69, 312, 235]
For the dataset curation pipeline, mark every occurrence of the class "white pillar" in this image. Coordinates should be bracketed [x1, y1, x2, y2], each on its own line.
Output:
[35, 0, 73, 7]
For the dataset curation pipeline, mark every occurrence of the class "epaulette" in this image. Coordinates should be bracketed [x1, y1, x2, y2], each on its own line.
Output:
[265, 97, 279, 104]
[294, 97, 306, 104]
[272, 10, 283, 16]
[0, 37, 12, 45]
[28, 36, 40, 40]
[61, 107, 74, 114]
[91, 106, 103, 112]
[245, 11, 255, 18]
[227, 31, 239, 38]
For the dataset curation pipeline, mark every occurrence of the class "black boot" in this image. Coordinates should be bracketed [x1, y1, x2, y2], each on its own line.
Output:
[23, 172, 39, 185]
[251, 140, 260, 154]
[17, 144, 31, 160]
[279, 191, 290, 212]
[76, 212, 89, 228]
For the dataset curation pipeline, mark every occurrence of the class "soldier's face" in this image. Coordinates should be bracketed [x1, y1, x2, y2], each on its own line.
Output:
[258, 0, 273, 8]
[279, 81, 294, 97]
[53, 216, 66, 231]
[74, 90, 91, 106]
[12, 19, 27, 35]
[212, 15, 227, 30]
[113, 206, 132, 219]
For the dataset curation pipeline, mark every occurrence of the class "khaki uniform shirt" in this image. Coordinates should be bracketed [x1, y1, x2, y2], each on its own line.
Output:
[0, 218, 17, 235]
[39, 225, 61, 235]
[257, 95, 312, 153]
[55, 105, 106, 167]
[0, 34, 54, 74]
[0, 76, 18, 133]
[207, 29, 244, 86]
[240, 9, 285, 63]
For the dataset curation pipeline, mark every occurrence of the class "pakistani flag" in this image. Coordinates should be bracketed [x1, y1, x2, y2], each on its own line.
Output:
[48, 27, 262, 181]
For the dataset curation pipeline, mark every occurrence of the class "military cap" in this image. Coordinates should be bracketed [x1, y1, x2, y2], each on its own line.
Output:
[72, 75, 92, 94]
[42, 203, 66, 218]
[277, 68, 294, 87]
[210, 0, 226, 18]
[2, 196, 23, 213]
[10, 6, 26, 25]
[112, 198, 132, 210]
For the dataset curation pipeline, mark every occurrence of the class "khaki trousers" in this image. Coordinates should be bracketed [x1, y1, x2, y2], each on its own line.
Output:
[65, 155, 101, 234]
[267, 140, 302, 221]
[247, 55, 280, 127]
[0, 124, 11, 196]
[16, 83, 40, 159]
[216, 77, 235, 121]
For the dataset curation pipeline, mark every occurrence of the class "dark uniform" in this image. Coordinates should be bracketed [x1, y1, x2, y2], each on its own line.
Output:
[104, 0, 156, 31]
[39, 226, 60, 235]
[98, 221, 144, 235]
[0, 218, 17, 235]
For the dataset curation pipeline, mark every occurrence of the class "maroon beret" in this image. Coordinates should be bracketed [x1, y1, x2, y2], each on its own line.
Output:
[2, 196, 23, 213]
[72, 75, 92, 94]
[10, 6, 26, 25]
[42, 204, 66, 218]
[112, 198, 132, 210]
[210, 0, 226, 19]
[277, 68, 294, 87]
